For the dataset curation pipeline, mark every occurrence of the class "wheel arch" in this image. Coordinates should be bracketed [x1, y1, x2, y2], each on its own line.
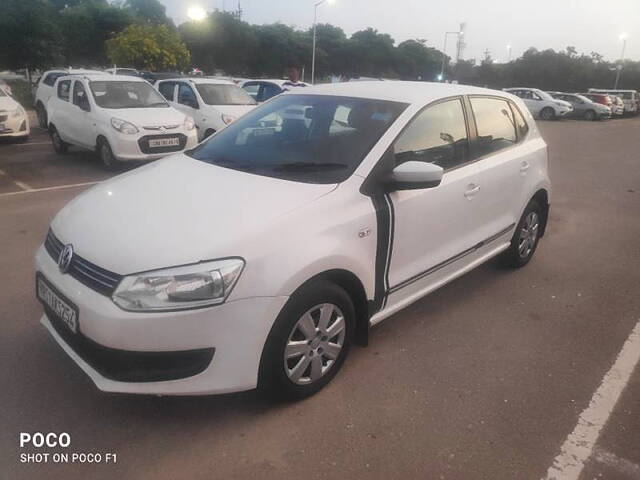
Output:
[531, 188, 550, 237]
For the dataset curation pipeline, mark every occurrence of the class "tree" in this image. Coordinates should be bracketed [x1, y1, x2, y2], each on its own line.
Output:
[106, 24, 190, 70]
[123, 0, 173, 27]
[0, 0, 63, 69]
[346, 28, 396, 78]
[60, 1, 132, 66]
[307, 23, 349, 78]
[395, 39, 442, 80]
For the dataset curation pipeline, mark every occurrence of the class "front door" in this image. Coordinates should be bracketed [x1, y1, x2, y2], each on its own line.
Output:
[381, 97, 486, 312]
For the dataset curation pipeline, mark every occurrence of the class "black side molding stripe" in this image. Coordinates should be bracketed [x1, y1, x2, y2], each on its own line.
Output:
[370, 193, 394, 313]
[388, 223, 516, 295]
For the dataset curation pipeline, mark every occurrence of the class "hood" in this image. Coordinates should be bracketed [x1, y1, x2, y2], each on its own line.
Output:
[51, 155, 337, 274]
[0, 95, 19, 111]
[104, 106, 186, 128]
[205, 104, 256, 119]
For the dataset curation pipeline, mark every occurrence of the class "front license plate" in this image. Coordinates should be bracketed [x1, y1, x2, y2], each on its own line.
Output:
[148, 137, 180, 148]
[36, 273, 78, 334]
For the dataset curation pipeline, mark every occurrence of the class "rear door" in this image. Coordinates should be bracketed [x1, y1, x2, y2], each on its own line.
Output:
[467, 95, 534, 239]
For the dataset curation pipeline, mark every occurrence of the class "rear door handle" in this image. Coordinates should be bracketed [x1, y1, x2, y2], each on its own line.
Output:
[520, 161, 530, 175]
[464, 183, 480, 199]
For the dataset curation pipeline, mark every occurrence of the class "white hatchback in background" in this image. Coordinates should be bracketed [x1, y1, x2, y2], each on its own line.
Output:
[156, 78, 257, 141]
[34, 68, 105, 128]
[35, 82, 550, 399]
[0, 85, 30, 141]
[241, 79, 310, 103]
[504, 88, 573, 120]
[47, 74, 197, 169]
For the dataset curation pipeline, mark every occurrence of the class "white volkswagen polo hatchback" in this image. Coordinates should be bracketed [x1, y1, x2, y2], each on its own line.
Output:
[47, 75, 198, 169]
[35, 82, 551, 399]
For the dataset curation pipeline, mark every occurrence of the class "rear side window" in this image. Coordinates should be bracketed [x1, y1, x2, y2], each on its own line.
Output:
[44, 72, 65, 87]
[470, 97, 517, 156]
[57, 80, 71, 101]
[260, 83, 282, 102]
[158, 82, 176, 101]
[393, 98, 470, 171]
[510, 103, 529, 139]
[72, 81, 88, 107]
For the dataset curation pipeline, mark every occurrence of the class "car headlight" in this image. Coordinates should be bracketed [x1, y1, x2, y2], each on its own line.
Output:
[11, 106, 25, 118]
[111, 117, 139, 135]
[222, 114, 237, 125]
[112, 258, 245, 311]
[184, 115, 195, 131]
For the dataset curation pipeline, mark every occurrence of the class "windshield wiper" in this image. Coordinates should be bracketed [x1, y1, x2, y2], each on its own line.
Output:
[273, 162, 348, 171]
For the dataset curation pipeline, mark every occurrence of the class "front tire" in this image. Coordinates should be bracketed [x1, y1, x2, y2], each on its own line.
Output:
[540, 107, 555, 121]
[584, 109, 596, 121]
[501, 200, 543, 268]
[97, 138, 120, 170]
[258, 280, 355, 401]
[49, 126, 68, 154]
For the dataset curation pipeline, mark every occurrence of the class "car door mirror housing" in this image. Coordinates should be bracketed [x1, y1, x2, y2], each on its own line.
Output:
[385, 161, 444, 191]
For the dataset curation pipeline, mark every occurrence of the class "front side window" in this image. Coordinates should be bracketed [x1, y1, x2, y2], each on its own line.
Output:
[57, 80, 71, 101]
[89, 81, 168, 109]
[242, 83, 260, 100]
[260, 83, 282, 102]
[72, 81, 88, 108]
[158, 82, 176, 101]
[195, 83, 256, 106]
[393, 98, 469, 171]
[187, 94, 407, 184]
[510, 102, 529, 139]
[470, 97, 517, 156]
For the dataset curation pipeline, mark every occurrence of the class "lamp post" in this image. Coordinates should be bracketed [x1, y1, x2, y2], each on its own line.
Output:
[440, 30, 462, 81]
[614, 33, 628, 89]
[312, 0, 334, 84]
[507, 44, 512, 62]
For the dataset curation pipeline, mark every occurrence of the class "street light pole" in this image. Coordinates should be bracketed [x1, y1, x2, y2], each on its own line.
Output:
[312, 0, 333, 84]
[440, 31, 461, 81]
[507, 45, 512, 62]
[614, 34, 627, 89]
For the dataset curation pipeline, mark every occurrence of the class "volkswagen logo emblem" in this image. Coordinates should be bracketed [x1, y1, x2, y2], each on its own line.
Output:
[159, 126, 165, 133]
[58, 244, 74, 274]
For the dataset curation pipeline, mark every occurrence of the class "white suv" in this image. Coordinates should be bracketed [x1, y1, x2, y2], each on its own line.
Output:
[156, 78, 257, 140]
[504, 88, 573, 120]
[35, 82, 550, 399]
[47, 74, 198, 169]
[34, 69, 105, 128]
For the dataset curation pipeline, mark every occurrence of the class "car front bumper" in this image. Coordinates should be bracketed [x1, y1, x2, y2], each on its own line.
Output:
[35, 246, 288, 395]
[0, 113, 30, 137]
[107, 129, 198, 162]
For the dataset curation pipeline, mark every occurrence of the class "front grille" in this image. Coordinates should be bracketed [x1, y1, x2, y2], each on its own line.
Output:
[45, 307, 215, 383]
[137, 133, 187, 154]
[44, 229, 122, 296]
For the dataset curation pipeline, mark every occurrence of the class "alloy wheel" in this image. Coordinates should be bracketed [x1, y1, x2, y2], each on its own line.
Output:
[284, 303, 346, 385]
[518, 211, 539, 259]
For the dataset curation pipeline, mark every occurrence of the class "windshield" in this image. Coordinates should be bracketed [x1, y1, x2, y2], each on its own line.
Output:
[195, 84, 256, 106]
[89, 81, 168, 109]
[575, 95, 591, 103]
[537, 90, 553, 101]
[187, 94, 407, 184]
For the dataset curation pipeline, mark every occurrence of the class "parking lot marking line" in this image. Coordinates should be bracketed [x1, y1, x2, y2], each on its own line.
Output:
[0, 181, 101, 198]
[543, 319, 640, 480]
[13, 180, 32, 191]
[593, 447, 640, 479]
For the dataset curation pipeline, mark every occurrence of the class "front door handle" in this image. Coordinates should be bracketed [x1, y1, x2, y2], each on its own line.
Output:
[520, 161, 530, 175]
[464, 183, 480, 200]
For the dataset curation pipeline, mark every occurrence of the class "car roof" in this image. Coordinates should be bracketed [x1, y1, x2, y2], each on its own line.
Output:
[158, 77, 235, 85]
[58, 73, 144, 82]
[287, 81, 509, 105]
[243, 79, 309, 87]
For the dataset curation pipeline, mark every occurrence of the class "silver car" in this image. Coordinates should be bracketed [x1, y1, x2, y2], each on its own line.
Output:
[549, 92, 611, 121]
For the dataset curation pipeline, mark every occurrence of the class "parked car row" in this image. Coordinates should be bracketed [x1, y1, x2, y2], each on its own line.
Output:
[0, 83, 30, 141]
[505, 87, 640, 121]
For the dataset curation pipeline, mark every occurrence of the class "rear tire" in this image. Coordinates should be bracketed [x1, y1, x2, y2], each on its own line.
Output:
[258, 280, 355, 401]
[540, 107, 555, 121]
[501, 200, 543, 268]
[584, 110, 596, 121]
[49, 126, 68, 154]
[36, 103, 47, 129]
[97, 138, 120, 171]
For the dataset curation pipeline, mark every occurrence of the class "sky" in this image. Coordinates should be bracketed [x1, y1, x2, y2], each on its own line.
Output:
[160, 0, 640, 63]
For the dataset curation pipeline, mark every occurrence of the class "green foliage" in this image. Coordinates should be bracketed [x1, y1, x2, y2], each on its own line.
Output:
[6, 80, 35, 108]
[106, 24, 190, 71]
[0, 0, 63, 69]
[123, 0, 173, 27]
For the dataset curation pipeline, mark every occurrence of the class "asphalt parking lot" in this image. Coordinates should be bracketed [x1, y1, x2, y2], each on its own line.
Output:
[1, 114, 639, 480]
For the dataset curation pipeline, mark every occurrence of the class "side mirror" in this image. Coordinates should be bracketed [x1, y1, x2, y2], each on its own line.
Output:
[385, 161, 443, 191]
